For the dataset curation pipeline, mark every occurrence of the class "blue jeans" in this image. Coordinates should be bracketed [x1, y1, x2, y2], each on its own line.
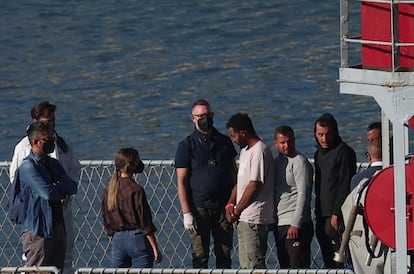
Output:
[111, 229, 153, 268]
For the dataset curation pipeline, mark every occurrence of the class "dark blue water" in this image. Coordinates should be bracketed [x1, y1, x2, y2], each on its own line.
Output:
[0, 0, 410, 162]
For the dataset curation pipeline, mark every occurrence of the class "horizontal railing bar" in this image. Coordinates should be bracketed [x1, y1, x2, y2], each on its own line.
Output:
[75, 268, 355, 274]
[0, 160, 370, 168]
[0, 160, 176, 167]
[0, 266, 59, 273]
[344, 37, 414, 47]
[356, 0, 414, 3]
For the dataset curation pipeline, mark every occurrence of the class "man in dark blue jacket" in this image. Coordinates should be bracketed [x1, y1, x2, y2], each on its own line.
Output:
[314, 113, 356, 268]
[350, 140, 382, 191]
[19, 122, 77, 271]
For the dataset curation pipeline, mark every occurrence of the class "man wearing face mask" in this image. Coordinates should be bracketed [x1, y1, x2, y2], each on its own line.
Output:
[175, 99, 237, 268]
[9, 101, 81, 274]
[18, 122, 77, 270]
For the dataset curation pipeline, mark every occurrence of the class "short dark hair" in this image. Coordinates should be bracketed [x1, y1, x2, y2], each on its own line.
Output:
[226, 112, 257, 135]
[275, 125, 295, 139]
[31, 101, 56, 120]
[192, 99, 210, 109]
[27, 122, 53, 145]
[367, 122, 381, 132]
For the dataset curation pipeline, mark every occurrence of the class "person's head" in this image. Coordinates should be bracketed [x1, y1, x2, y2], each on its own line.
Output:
[114, 148, 144, 175]
[107, 148, 145, 211]
[314, 113, 340, 149]
[226, 112, 258, 148]
[366, 140, 382, 163]
[274, 125, 296, 156]
[190, 99, 214, 134]
[367, 122, 381, 146]
[30, 101, 56, 128]
[27, 121, 55, 156]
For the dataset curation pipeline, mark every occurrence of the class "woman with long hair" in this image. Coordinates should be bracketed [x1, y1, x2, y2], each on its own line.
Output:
[101, 148, 162, 267]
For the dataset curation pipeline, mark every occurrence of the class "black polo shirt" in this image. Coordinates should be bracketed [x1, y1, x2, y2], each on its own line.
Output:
[175, 128, 237, 209]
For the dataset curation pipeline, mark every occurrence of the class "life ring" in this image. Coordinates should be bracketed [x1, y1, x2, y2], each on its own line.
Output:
[364, 162, 414, 250]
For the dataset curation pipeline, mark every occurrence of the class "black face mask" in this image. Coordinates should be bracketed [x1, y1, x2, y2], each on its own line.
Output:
[134, 160, 145, 174]
[197, 116, 213, 132]
[43, 139, 55, 154]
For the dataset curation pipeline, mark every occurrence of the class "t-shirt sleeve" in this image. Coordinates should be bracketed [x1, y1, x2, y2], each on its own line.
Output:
[174, 139, 190, 168]
[249, 148, 265, 184]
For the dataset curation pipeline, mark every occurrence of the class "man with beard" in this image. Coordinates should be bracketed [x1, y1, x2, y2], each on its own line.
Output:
[18, 122, 77, 270]
[225, 112, 275, 269]
[175, 99, 237, 268]
[273, 125, 314, 268]
[314, 113, 356, 268]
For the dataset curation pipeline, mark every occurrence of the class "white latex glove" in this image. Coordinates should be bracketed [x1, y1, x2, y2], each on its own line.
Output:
[183, 212, 197, 234]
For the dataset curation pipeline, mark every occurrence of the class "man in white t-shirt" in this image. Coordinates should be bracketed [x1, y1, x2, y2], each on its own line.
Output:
[225, 112, 275, 269]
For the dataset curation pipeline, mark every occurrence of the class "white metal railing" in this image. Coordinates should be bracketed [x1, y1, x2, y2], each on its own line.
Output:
[0, 266, 59, 273]
[75, 268, 355, 274]
[0, 160, 369, 269]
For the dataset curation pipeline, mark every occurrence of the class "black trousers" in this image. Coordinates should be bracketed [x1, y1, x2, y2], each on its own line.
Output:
[274, 221, 314, 268]
[315, 216, 345, 269]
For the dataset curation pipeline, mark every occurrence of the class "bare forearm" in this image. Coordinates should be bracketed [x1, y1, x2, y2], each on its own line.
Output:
[146, 233, 162, 263]
[177, 168, 191, 213]
[234, 181, 260, 215]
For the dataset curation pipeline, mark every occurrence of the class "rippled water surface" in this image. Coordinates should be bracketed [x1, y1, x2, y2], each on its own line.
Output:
[0, 0, 411, 162]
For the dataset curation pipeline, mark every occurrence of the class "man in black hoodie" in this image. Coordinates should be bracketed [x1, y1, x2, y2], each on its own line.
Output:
[313, 113, 356, 268]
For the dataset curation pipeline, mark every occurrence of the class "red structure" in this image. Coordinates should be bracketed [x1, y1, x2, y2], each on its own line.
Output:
[362, 3, 414, 70]
[399, 4, 414, 69]
[340, 1, 414, 271]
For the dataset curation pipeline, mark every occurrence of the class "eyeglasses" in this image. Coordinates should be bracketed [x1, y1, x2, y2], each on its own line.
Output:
[39, 137, 55, 142]
[192, 113, 212, 119]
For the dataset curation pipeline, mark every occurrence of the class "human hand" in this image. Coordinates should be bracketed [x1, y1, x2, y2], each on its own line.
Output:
[286, 226, 299, 240]
[61, 195, 72, 205]
[225, 207, 234, 223]
[225, 204, 238, 223]
[183, 212, 197, 234]
[331, 215, 339, 231]
[154, 247, 163, 264]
